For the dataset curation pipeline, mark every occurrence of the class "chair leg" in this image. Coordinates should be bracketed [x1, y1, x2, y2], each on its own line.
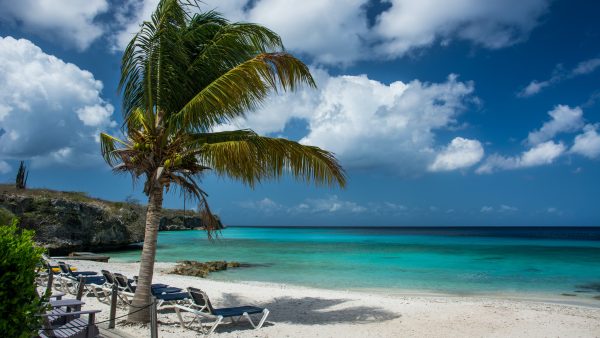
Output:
[206, 315, 223, 337]
[243, 309, 269, 329]
[175, 307, 200, 329]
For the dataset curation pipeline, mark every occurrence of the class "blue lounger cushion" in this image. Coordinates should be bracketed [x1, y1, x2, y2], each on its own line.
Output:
[81, 276, 105, 285]
[151, 287, 182, 294]
[151, 283, 169, 289]
[212, 306, 265, 317]
[72, 271, 98, 276]
[155, 292, 189, 301]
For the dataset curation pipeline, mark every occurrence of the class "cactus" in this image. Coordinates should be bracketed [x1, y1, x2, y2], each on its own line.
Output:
[15, 161, 28, 190]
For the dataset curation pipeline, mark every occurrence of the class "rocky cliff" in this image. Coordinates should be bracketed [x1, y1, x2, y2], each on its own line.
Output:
[0, 185, 220, 254]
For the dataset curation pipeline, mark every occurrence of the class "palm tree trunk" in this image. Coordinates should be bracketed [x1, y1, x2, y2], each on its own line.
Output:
[127, 186, 163, 323]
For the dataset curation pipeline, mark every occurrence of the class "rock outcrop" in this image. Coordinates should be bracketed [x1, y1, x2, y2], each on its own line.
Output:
[168, 260, 241, 278]
[0, 185, 222, 254]
[159, 210, 223, 231]
[0, 189, 145, 255]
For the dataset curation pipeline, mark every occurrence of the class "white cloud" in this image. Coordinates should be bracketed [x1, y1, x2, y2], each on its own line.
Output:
[499, 204, 518, 212]
[0, 160, 11, 174]
[572, 58, 600, 75]
[299, 73, 476, 173]
[571, 124, 600, 159]
[519, 58, 600, 97]
[246, 0, 369, 65]
[527, 105, 584, 145]
[519, 80, 551, 97]
[111, 0, 549, 64]
[0, 37, 116, 167]
[240, 195, 367, 214]
[429, 137, 484, 172]
[296, 195, 367, 214]
[480, 205, 517, 213]
[221, 69, 477, 174]
[373, 0, 549, 58]
[477, 141, 566, 174]
[0, 0, 109, 50]
[238, 197, 283, 214]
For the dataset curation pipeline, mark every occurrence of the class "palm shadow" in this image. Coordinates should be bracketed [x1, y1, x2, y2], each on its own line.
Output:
[155, 292, 400, 334]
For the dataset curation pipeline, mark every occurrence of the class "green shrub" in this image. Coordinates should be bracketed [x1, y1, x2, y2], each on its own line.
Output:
[0, 221, 46, 337]
[0, 208, 15, 225]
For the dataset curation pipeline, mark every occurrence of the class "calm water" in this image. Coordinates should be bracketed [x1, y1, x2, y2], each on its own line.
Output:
[109, 226, 600, 298]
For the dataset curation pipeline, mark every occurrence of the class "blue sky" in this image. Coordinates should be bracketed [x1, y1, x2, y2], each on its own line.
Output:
[0, 0, 599, 226]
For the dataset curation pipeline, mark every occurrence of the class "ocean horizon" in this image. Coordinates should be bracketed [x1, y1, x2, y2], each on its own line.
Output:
[109, 226, 600, 300]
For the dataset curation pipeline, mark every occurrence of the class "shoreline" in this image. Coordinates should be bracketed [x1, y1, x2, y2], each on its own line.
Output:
[57, 259, 600, 337]
[107, 257, 600, 308]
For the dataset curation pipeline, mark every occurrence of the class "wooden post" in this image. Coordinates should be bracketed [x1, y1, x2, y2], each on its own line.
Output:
[150, 296, 158, 338]
[76, 276, 85, 300]
[45, 269, 54, 295]
[109, 283, 118, 329]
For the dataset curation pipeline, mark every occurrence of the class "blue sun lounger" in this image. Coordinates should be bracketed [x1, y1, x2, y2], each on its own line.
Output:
[174, 287, 269, 336]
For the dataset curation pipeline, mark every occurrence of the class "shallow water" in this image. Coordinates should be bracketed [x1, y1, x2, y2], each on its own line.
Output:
[108, 226, 600, 298]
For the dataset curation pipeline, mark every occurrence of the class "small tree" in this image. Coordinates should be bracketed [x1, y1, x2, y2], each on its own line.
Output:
[0, 221, 46, 337]
[15, 161, 28, 190]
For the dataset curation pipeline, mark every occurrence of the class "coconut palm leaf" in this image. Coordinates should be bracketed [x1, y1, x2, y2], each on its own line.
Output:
[171, 53, 315, 132]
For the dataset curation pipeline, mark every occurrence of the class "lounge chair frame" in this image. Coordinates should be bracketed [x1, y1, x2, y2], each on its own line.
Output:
[174, 288, 269, 336]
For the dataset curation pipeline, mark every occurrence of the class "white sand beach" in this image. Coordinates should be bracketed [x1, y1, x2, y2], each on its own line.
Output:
[54, 260, 600, 338]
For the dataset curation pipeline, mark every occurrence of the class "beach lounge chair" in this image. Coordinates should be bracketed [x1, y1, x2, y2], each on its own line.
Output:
[111, 272, 188, 307]
[57, 262, 105, 296]
[112, 272, 180, 294]
[174, 287, 269, 336]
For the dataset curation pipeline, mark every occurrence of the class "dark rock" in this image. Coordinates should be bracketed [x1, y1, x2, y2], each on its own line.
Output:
[159, 212, 223, 231]
[561, 293, 577, 297]
[574, 282, 600, 292]
[0, 186, 223, 254]
[0, 190, 145, 255]
[168, 260, 241, 278]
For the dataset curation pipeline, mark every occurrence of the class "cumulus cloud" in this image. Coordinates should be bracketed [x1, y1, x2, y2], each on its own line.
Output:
[0, 37, 116, 167]
[571, 124, 600, 159]
[246, 0, 369, 65]
[527, 105, 584, 145]
[519, 58, 600, 97]
[295, 195, 367, 214]
[572, 58, 600, 75]
[480, 205, 518, 213]
[238, 197, 283, 214]
[239, 195, 367, 215]
[110, 0, 549, 64]
[373, 0, 549, 58]
[220, 69, 477, 174]
[429, 137, 484, 172]
[477, 141, 566, 174]
[0, 0, 109, 50]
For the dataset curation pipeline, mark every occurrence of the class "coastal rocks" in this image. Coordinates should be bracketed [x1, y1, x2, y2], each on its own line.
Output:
[159, 212, 223, 231]
[168, 260, 241, 278]
[0, 186, 224, 254]
[0, 189, 145, 255]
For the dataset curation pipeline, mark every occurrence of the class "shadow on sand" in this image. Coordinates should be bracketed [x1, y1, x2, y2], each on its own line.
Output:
[156, 292, 400, 334]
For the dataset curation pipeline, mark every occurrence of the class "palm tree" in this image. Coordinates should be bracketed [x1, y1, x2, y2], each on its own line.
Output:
[100, 0, 345, 323]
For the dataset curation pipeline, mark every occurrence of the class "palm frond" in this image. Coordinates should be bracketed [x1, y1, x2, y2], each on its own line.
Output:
[191, 130, 346, 188]
[170, 53, 316, 132]
[100, 133, 128, 166]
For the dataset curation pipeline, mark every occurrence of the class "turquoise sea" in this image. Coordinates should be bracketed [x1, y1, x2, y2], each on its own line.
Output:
[109, 226, 600, 299]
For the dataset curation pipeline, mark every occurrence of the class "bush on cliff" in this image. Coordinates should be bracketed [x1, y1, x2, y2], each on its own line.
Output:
[0, 221, 46, 337]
